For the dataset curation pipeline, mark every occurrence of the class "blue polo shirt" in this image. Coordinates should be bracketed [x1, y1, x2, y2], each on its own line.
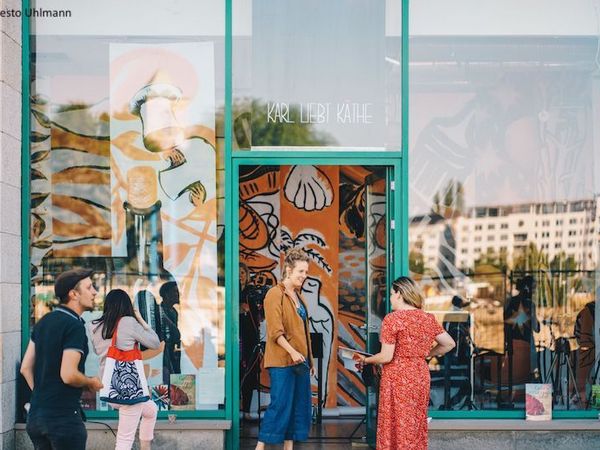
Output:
[30, 305, 89, 413]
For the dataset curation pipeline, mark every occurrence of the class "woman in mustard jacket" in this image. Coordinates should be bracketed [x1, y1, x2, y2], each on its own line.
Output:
[256, 248, 314, 450]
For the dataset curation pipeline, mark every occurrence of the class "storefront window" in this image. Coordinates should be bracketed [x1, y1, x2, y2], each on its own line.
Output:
[232, 0, 401, 150]
[28, 0, 226, 412]
[410, 29, 599, 411]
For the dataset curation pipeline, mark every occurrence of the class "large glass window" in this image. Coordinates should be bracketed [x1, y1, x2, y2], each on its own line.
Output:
[232, 0, 401, 150]
[28, 0, 226, 413]
[410, 6, 599, 412]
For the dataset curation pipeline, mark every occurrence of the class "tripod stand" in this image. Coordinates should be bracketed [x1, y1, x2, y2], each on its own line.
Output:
[544, 337, 581, 410]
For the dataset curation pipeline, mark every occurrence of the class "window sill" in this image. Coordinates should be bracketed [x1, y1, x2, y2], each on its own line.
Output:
[429, 419, 600, 431]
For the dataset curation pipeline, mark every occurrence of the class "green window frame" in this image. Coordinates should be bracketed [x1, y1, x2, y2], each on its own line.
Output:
[19, 0, 229, 423]
[20, 3, 595, 449]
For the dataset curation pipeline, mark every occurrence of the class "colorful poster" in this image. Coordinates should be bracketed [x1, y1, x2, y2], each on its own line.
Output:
[109, 42, 220, 403]
[280, 165, 339, 408]
[525, 384, 552, 420]
[170, 374, 196, 411]
[151, 384, 170, 411]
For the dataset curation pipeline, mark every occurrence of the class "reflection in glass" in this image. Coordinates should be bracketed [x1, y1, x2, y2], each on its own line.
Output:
[233, 0, 401, 150]
[28, 11, 226, 411]
[410, 36, 599, 411]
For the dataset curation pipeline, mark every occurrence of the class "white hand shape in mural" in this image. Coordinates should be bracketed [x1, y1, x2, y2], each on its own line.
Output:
[284, 165, 334, 211]
[301, 276, 335, 406]
[130, 82, 185, 153]
[158, 140, 215, 202]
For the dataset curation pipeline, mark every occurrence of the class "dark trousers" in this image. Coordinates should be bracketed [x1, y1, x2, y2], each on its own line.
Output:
[26, 408, 87, 450]
[240, 343, 261, 413]
[241, 364, 259, 412]
[258, 364, 312, 444]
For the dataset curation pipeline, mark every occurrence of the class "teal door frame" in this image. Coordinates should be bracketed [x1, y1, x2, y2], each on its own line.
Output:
[364, 167, 395, 446]
[227, 153, 403, 449]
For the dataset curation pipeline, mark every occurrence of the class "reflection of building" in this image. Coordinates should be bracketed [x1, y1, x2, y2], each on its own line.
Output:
[411, 198, 600, 272]
[409, 212, 455, 275]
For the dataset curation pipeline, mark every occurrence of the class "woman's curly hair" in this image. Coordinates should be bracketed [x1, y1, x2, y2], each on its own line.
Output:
[282, 247, 310, 279]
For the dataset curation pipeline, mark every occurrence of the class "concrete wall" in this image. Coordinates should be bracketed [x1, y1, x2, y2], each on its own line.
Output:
[430, 431, 600, 450]
[15, 422, 228, 450]
[430, 420, 600, 450]
[0, 1, 22, 449]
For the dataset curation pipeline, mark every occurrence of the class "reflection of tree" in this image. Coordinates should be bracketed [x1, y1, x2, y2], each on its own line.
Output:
[233, 99, 337, 148]
[474, 248, 508, 273]
[549, 253, 577, 272]
[513, 243, 548, 272]
[513, 243, 582, 308]
[512, 242, 577, 273]
[432, 179, 464, 216]
[409, 250, 425, 274]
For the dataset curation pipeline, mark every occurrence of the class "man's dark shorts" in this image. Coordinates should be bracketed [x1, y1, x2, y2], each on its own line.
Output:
[26, 408, 86, 450]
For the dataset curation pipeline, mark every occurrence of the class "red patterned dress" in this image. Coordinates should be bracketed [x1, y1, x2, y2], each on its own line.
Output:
[376, 309, 444, 450]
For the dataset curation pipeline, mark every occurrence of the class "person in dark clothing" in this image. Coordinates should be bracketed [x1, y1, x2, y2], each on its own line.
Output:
[441, 295, 473, 409]
[21, 268, 103, 450]
[239, 263, 265, 419]
[504, 276, 540, 383]
[574, 299, 596, 404]
[159, 281, 182, 384]
[505, 276, 540, 342]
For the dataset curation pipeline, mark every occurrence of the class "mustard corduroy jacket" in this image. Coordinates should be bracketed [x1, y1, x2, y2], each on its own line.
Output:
[263, 283, 313, 368]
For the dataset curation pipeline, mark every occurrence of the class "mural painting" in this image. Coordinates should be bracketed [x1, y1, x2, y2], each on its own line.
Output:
[29, 41, 224, 411]
[238, 165, 384, 412]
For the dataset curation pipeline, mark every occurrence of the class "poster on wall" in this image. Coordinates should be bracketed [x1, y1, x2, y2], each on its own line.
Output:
[109, 42, 220, 408]
[525, 383, 552, 420]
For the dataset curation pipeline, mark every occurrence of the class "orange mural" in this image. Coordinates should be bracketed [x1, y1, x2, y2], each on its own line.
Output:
[280, 165, 340, 408]
[238, 165, 383, 413]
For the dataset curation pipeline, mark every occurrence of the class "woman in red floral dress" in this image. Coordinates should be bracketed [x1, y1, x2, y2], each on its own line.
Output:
[359, 277, 455, 450]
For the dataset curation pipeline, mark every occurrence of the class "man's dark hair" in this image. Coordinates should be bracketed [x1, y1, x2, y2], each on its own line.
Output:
[54, 268, 94, 304]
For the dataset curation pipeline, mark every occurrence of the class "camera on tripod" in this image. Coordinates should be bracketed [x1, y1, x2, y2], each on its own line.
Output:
[554, 337, 570, 355]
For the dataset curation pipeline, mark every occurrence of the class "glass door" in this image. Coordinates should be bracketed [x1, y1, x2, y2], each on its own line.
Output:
[230, 158, 400, 450]
[365, 167, 394, 446]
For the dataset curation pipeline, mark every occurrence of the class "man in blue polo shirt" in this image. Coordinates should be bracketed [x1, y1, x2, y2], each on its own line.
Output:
[20, 268, 103, 450]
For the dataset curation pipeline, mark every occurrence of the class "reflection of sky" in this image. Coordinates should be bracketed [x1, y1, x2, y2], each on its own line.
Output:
[34, 36, 224, 106]
[252, 0, 396, 147]
[409, 38, 599, 215]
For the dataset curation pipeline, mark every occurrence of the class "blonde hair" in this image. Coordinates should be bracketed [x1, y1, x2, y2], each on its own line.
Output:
[282, 248, 310, 280]
[392, 276, 424, 309]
